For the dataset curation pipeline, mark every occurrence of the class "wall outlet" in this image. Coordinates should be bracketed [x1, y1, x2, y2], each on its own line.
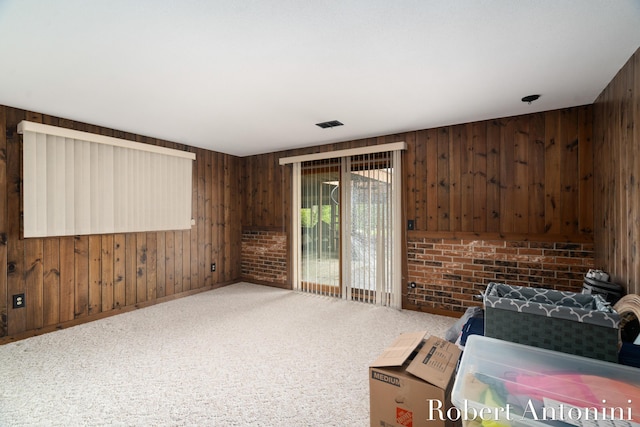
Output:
[211, 263, 216, 272]
[13, 293, 25, 309]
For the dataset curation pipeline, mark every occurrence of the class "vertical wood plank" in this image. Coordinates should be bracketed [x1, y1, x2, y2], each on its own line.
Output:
[156, 232, 166, 298]
[610, 74, 629, 280]
[459, 124, 473, 231]
[472, 121, 487, 232]
[182, 230, 191, 291]
[212, 153, 221, 284]
[74, 236, 89, 318]
[147, 232, 157, 300]
[528, 113, 546, 234]
[59, 237, 75, 323]
[24, 239, 44, 330]
[405, 131, 417, 228]
[437, 127, 450, 230]
[101, 235, 114, 312]
[578, 106, 594, 234]
[174, 231, 183, 293]
[545, 110, 562, 234]
[204, 151, 213, 287]
[560, 108, 579, 234]
[43, 238, 60, 327]
[499, 118, 515, 233]
[6, 107, 26, 335]
[244, 156, 254, 228]
[231, 156, 242, 279]
[486, 120, 501, 232]
[125, 234, 137, 305]
[196, 149, 205, 288]
[414, 130, 428, 231]
[224, 155, 232, 280]
[136, 233, 147, 302]
[88, 235, 102, 315]
[165, 231, 176, 296]
[513, 117, 529, 233]
[0, 106, 8, 336]
[617, 70, 630, 285]
[113, 234, 126, 309]
[631, 50, 640, 294]
[449, 125, 463, 230]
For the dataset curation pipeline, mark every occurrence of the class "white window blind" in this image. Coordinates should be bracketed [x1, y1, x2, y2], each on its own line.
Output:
[286, 142, 405, 309]
[18, 120, 196, 238]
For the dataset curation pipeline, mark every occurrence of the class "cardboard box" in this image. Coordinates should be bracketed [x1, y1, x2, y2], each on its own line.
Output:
[370, 332, 462, 427]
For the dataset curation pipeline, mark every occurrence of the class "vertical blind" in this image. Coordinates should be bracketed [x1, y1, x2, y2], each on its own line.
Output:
[18, 121, 195, 238]
[282, 142, 405, 309]
[298, 158, 342, 297]
[343, 151, 401, 308]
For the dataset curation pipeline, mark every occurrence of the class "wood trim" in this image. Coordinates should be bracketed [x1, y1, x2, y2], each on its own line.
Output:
[406, 230, 594, 243]
[278, 141, 407, 165]
[18, 120, 196, 159]
[0, 280, 240, 345]
[242, 226, 286, 232]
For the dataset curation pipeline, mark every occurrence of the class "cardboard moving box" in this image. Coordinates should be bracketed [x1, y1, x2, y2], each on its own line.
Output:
[370, 332, 462, 427]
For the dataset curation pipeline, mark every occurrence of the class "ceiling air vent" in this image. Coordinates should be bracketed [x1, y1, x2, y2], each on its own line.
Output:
[315, 120, 343, 129]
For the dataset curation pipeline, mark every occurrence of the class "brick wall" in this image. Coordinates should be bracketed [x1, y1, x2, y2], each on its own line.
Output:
[241, 230, 288, 285]
[406, 237, 595, 314]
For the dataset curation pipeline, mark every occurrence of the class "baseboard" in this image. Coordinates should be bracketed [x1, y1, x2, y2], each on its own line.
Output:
[0, 279, 240, 345]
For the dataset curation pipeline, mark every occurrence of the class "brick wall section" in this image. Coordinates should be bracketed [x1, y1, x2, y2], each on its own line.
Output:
[406, 237, 595, 314]
[241, 230, 288, 285]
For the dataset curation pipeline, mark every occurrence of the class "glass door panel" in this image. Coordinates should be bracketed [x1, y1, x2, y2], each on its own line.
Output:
[300, 160, 341, 297]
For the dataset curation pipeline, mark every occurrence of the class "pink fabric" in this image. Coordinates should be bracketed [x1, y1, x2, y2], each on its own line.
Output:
[506, 374, 640, 422]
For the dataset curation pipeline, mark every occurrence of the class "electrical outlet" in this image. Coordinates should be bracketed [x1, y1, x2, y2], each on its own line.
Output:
[211, 263, 216, 272]
[13, 293, 25, 309]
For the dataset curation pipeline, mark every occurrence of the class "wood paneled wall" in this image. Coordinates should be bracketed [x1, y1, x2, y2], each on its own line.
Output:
[242, 107, 594, 238]
[593, 47, 640, 295]
[0, 105, 242, 341]
[406, 108, 593, 236]
[241, 107, 594, 297]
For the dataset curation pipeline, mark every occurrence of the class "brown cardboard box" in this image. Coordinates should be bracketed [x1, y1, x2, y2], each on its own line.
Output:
[370, 332, 462, 427]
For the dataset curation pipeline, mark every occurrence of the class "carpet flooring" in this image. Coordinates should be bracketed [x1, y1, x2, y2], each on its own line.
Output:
[0, 282, 455, 426]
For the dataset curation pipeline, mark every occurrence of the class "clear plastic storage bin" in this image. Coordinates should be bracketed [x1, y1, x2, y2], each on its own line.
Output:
[451, 335, 640, 427]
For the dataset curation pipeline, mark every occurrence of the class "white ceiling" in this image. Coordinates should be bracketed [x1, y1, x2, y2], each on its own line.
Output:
[1, 1, 639, 157]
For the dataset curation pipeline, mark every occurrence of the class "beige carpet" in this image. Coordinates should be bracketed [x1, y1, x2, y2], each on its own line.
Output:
[0, 282, 455, 426]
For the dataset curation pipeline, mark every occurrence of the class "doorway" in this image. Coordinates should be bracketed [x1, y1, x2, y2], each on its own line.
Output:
[289, 145, 403, 308]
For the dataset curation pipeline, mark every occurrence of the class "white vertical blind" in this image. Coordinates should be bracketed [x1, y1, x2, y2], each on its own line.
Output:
[19, 120, 195, 238]
[288, 142, 404, 309]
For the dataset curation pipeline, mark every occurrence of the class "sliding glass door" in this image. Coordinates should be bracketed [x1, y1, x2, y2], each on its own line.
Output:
[291, 147, 402, 308]
[299, 159, 341, 297]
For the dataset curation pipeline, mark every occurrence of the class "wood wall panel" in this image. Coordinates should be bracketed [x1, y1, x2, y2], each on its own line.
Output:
[242, 106, 594, 242]
[240, 105, 595, 296]
[6, 107, 26, 336]
[59, 237, 75, 322]
[43, 238, 60, 326]
[74, 235, 89, 318]
[593, 46, 640, 296]
[113, 234, 126, 308]
[0, 106, 7, 337]
[0, 105, 242, 342]
[425, 129, 438, 231]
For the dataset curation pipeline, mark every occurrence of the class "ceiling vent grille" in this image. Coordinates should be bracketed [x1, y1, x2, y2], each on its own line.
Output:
[315, 120, 343, 129]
